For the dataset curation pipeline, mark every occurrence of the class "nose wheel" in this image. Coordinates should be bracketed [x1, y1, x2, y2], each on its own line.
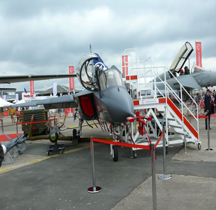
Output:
[112, 146, 118, 162]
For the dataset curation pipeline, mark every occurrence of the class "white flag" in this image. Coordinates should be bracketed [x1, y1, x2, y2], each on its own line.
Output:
[53, 83, 57, 96]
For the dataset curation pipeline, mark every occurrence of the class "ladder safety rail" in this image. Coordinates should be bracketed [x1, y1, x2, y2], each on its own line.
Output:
[163, 69, 199, 134]
[142, 56, 155, 70]
[122, 50, 199, 142]
[141, 65, 199, 135]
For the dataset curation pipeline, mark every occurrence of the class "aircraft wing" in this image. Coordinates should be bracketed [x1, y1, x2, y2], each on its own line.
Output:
[12, 95, 78, 109]
[0, 74, 76, 84]
[173, 75, 202, 90]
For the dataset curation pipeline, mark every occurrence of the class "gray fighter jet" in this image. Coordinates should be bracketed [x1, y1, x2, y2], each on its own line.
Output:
[156, 42, 216, 91]
[11, 53, 134, 131]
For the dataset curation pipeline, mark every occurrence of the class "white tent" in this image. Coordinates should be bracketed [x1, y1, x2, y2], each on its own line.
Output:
[0, 98, 12, 107]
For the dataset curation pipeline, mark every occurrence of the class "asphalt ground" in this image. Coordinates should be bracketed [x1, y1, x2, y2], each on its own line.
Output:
[0, 115, 216, 210]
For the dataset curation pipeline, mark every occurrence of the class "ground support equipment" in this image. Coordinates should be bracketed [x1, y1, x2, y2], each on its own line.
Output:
[47, 142, 65, 156]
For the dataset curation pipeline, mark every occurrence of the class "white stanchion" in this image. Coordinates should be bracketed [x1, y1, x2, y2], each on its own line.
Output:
[184, 134, 187, 154]
[205, 115, 214, 151]
[87, 138, 160, 209]
[150, 143, 157, 210]
[158, 128, 172, 180]
[87, 137, 102, 193]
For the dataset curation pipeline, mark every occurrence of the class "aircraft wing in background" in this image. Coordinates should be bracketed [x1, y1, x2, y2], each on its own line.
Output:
[173, 75, 202, 90]
[0, 74, 76, 84]
[12, 94, 78, 109]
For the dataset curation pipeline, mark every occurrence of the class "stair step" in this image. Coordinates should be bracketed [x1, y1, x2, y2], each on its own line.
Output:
[168, 123, 182, 129]
[167, 117, 175, 121]
[175, 131, 188, 135]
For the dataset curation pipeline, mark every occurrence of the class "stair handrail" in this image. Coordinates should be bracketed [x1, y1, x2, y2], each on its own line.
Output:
[122, 51, 199, 139]
[154, 67, 199, 137]
[130, 65, 199, 137]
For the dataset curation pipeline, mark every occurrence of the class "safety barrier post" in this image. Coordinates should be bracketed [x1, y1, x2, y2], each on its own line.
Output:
[16, 123, 18, 135]
[158, 127, 172, 180]
[184, 134, 187, 154]
[205, 115, 214, 151]
[87, 137, 102, 193]
[150, 143, 157, 210]
[0, 119, 4, 134]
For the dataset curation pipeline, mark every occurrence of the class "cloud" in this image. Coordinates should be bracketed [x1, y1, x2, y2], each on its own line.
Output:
[0, 0, 215, 92]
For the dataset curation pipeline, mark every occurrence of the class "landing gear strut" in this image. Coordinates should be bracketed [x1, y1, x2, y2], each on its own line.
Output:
[130, 150, 137, 159]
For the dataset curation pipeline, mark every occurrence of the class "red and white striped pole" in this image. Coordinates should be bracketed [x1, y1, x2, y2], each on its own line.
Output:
[68, 66, 74, 115]
[30, 74, 34, 98]
[195, 42, 202, 67]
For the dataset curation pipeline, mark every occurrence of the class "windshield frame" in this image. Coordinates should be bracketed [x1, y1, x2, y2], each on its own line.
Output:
[98, 69, 125, 91]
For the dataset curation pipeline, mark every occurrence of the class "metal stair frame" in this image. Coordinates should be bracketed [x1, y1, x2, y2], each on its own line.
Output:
[121, 49, 201, 150]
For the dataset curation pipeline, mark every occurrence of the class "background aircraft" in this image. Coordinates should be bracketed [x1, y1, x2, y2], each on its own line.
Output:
[155, 42, 216, 91]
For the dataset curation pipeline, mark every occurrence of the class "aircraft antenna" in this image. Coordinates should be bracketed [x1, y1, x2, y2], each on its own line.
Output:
[90, 44, 92, 53]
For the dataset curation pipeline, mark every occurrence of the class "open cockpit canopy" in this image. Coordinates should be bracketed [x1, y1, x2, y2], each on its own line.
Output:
[76, 53, 125, 91]
[76, 53, 99, 90]
[169, 42, 193, 73]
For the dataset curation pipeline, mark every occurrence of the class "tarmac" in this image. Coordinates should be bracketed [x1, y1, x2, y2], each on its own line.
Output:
[0, 114, 216, 210]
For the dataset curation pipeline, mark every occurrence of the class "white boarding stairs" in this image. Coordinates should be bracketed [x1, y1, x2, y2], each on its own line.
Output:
[156, 103, 198, 146]
[128, 83, 200, 149]
[121, 49, 200, 150]
[132, 97, 201, 150]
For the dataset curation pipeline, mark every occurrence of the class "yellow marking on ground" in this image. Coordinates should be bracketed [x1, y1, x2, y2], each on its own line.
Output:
[64, 144, 90, 154]
[0, 168, 13, 173]
[87, 125, 97, 130]
[68, 125, 79, 129]
[68, 122, 98, 129]
[24, 157, 51, 166]
[0, 144, 90, 174]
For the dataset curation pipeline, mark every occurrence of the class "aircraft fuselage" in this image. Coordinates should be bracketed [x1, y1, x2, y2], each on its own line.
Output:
[77, 85, 134, 124]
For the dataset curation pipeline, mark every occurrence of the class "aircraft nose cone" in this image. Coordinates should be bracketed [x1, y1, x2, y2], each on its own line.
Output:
[103, 87, 134, 123]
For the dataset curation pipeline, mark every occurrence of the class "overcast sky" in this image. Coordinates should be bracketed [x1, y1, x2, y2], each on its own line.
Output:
[0, 0, 215, 92]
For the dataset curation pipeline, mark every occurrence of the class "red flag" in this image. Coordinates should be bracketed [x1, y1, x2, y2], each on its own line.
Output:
[125, 55, 128, 76]
[68, 66, 74, 115]
[69, 66, 74, 90]
[122, 56, 125, 75]
[30, 74, 34, 97]
[122, 55, 128, 76]
[195, 42, 202, 67]
[30, 81, 34, 95]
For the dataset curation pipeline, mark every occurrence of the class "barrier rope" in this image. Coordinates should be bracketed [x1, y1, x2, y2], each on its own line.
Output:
[17, 119, 54, 125]
[92, 138, 150, 150]
[92, 129, 163, 150]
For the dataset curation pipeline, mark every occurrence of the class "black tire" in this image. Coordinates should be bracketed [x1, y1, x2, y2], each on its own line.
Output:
[113, 146, 118, 162]
[73, 129, 77, 138]
[198, 143, 201, 150]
